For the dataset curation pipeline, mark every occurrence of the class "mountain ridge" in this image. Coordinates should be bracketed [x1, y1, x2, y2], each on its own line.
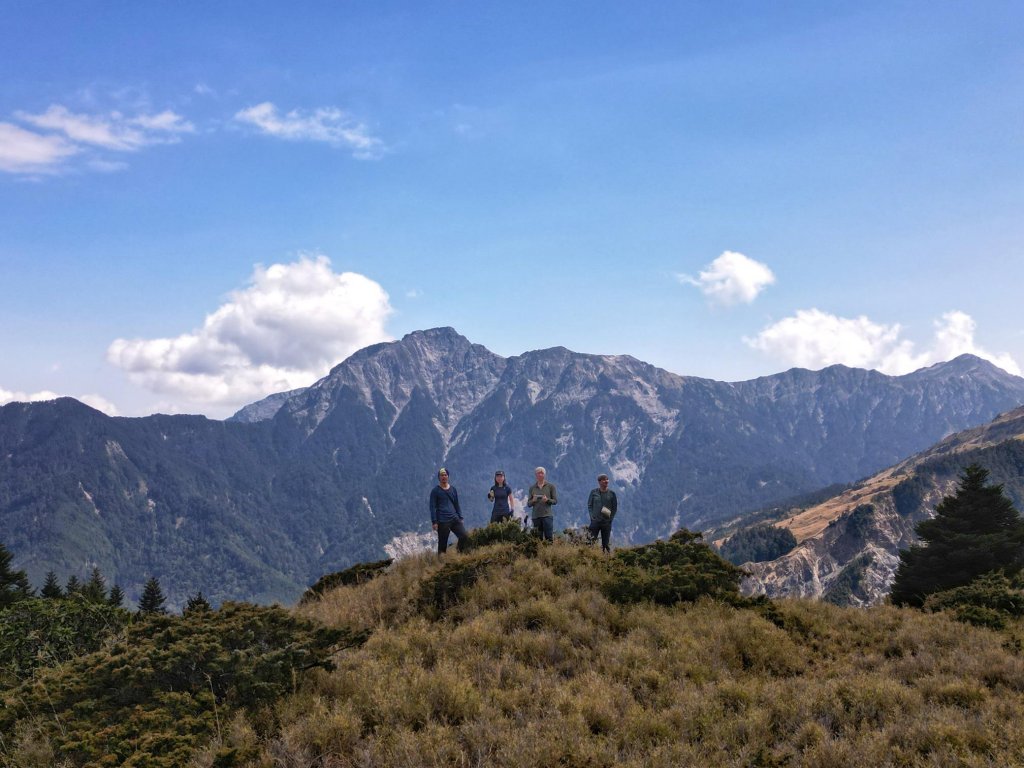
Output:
[4, 328, 1024, 607]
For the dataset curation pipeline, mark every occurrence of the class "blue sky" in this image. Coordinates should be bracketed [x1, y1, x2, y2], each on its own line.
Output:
[2, 2, 1023, 417]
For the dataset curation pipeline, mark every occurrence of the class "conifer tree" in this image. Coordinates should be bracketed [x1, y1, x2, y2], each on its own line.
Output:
[0, 541, 33, 607]
[891, 464, 1024, 607]
[107, 584, 125, 608]
[138, 577, 167, 614]
[82, 567, 108, 604]
[65, 575, 82, 595]
[184, 591, 212, 614]
[41, 570, 64, 599]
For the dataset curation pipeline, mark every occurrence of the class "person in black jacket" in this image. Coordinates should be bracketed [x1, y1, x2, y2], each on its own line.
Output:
[586, 473, 617, 553]
[430, 467, 469, 555]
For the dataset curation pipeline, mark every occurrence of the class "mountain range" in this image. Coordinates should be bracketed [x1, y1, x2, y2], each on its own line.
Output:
[3, 326, 1024, 607]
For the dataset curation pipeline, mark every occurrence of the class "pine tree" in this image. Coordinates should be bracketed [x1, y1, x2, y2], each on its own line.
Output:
[82, 567, 108, 604]
[138, 577, 167, 614]
[41, 570, 64, 599]
[184, 591, 212, 614]
[107, 584, 125, 608]
[0, 541, 33, 607]
[891, 465, 1024, 607]
[65, 575, 82, 595]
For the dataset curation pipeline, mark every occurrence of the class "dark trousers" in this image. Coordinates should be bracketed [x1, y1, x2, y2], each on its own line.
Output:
[588, 517, 612, 552]
[490, 511, 512, 524]
[437, 520, 469, 554]
[532, 516, 554, 541]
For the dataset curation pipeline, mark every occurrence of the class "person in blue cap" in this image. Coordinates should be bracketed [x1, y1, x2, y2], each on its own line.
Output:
[487, 470, 515, 523]
[430, 467, 469, 554]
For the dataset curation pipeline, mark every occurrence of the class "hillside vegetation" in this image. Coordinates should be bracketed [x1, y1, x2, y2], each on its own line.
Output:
[5, 527, 1024, 766]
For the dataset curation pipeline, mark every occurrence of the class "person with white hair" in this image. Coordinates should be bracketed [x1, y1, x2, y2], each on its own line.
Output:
[527, 466, 558, 541]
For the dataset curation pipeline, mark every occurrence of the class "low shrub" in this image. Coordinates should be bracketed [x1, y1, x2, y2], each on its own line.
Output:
[923, 572, 1024, 629]
[299, 557, 393, 604]
[604, 529, 745, 606]
[0, 602, 358, 767]
[0, 595, 130, 685]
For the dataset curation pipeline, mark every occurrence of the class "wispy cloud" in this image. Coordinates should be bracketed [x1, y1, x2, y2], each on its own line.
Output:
[234, 102, 384, 159]
[678, 251, 775, 306]
[107, 255, 393, 412]
[745, 309, 1021, 375]
[0, 122, 78, 174]
[1, 103, 195, 175]
[16, 105, 194, 151]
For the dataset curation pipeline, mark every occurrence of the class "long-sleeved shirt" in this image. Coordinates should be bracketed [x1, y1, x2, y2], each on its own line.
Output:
[527, 482, 558, 519]
[587, 488, 618, 521]
[430, 484, 463, 524]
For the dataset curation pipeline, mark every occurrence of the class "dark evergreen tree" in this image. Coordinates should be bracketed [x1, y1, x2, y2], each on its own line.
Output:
[183, 591, 212, 614]
[891, 465, 1024, 607]
[138, 577, 167, 614]
[65, 575, 82, 595]
[82, 567, 108, 604]
[107, 584, 125, 608]
[40, 570, 64, 599]
[0, 541, 33, 607]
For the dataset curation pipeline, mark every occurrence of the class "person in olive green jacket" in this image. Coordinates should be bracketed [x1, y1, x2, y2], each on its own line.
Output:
[527, 466, 558, 541]
[586, 473, 618, 553]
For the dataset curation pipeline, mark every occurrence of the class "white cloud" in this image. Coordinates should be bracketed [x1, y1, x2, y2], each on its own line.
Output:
[0, 122, 78, 174]
[16, 105, 194, 151]
[746, 308, 1021, 376]
[107, 255, 394, 412]
[234, 102, 384, 159]
[406, 288, 423, 299]
[678, 251, 776, 306]
[78, 394, 121, 416]
[0, 388, 119, 415]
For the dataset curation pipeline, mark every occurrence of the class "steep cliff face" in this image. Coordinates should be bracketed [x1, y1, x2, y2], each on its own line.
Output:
[742, 406, 1024, 605]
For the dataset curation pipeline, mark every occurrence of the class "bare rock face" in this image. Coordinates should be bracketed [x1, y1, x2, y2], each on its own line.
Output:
[742, 406, 1024, 605]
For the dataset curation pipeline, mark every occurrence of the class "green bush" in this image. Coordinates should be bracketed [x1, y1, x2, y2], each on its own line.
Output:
[0, 595, 130, 686]
[300, 557, 394, 604]
[923, 572, 1024, 629]
[464, 520, 538, 552]
[604, 529, 745, 606]
[0, 602, 359, 767]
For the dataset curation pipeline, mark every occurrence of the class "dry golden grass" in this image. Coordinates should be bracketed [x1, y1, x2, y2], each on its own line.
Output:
[221, 541, 1024, 767]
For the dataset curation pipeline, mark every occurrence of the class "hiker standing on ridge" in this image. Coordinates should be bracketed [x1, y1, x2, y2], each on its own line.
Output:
[527, 466, 558, 541]
[430, 467, 469, 555]
[587, 473, 618, 553]
[488, 470, 515, 523]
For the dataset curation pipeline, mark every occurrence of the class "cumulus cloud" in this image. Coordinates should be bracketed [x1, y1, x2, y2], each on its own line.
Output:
[746, 308, 1021, 376]
[234, 102, 384, 159]
[0, 388, 119, 415]
[679, 251, 776, 306]
[107, 255, 393, 412]
[16, 105, 195, 151]
[0, 122, 78, 173]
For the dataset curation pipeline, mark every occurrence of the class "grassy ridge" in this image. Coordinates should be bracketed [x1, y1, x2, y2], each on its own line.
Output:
[5, 532, 1024, 766]
[214, 540, 1024, 767]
